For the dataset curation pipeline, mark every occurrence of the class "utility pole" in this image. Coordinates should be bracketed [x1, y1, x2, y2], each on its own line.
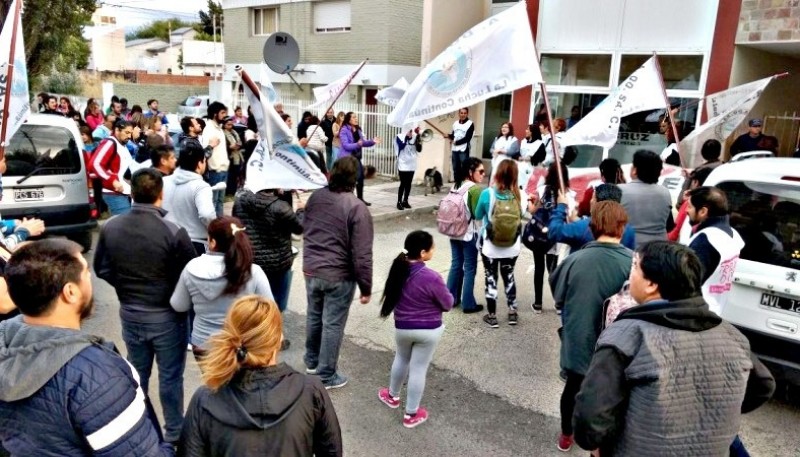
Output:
[212, 14, 217, 80]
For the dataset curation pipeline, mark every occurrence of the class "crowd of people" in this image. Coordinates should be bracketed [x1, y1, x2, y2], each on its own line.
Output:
[0, 93, 784, 456]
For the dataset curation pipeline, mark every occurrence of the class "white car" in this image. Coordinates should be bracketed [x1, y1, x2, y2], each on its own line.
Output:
[705, 158, 800, 385]
[176, 95, 210, 118]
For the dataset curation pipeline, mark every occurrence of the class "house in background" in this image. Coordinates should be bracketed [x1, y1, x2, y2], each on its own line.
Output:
[125, 38, 172, 74]
[83, 5, 126, 71]
[182, 40, 225, 77]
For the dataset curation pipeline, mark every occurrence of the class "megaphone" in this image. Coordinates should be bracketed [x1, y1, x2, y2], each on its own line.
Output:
[420, 129, 435, 142]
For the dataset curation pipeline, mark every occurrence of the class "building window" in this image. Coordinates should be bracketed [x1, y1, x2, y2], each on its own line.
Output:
[541, 54, 612, 88]
[253, 7, 278, 36]
[620, 55, 703, 90]
[314, 1, 351, 34]
[99, 15, 116, 25]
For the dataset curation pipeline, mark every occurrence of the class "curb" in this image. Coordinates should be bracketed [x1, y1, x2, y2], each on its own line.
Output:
[372, 205, 438, 223]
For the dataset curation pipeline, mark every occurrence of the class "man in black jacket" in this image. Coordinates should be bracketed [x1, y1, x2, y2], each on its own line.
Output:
[94, 168, 197, 445]
[320, 107, 336, 168]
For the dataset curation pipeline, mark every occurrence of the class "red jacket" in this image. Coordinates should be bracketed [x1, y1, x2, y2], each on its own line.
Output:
[90, 137, 126, 192]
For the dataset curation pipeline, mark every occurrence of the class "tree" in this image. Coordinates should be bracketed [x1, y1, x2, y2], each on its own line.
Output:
[126, 18, 193, 42]
[0, 0, 95, 88]
[196, 0, 222, 37]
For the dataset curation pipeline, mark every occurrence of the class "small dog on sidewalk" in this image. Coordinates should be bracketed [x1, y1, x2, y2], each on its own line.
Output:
[424, 167, 442, 196]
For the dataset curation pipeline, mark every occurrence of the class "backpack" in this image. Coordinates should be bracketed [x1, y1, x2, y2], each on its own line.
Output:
[522, 187, 555, 251]
[486, 189, 521, 247]
[601, 281, 637, 330]
[437, 183, 473, 238]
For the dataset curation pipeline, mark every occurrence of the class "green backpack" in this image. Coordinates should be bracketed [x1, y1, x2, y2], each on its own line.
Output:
[487, 189, 521, 247]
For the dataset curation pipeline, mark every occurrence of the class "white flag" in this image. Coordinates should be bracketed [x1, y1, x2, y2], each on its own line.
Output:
[0, 0, 30, 146]
[306, 61, 367, 110]
[242, 70, 327, 191]
[705, 76, 772, 121]
[387, 1, 542, 127]
[680, 77, 774, 168]
[375, 77, 409, 108]
[259, 63, 279, 104]
[560, 57, 664, 149]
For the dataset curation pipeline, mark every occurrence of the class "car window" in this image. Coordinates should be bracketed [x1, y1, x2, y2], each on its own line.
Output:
[5, 124, 82, 177]
[718, 180, 800, 271]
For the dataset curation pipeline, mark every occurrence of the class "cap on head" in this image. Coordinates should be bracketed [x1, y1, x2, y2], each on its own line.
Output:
[749, 118, 763, 127]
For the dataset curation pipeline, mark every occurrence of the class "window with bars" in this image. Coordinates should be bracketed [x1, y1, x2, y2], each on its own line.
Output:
[314, 1, 351, 34]
[252, 7, 278, 36]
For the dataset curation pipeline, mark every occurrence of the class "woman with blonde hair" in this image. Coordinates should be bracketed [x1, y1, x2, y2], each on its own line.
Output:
[179, 295, 343, 456]
[331, 111, 345, 160]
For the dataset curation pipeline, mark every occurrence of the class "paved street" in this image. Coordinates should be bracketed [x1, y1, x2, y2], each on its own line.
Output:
[83, 210, 800, 457]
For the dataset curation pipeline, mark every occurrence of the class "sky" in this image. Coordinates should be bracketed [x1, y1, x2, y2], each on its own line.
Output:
[97, 0, 211, 31]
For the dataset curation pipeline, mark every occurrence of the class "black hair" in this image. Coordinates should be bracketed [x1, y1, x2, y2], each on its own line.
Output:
[632, 150, 663, 184]
[526, 123, 542, 143]
[280, 113, 291, 123]
[459, 157, 484, 186]
[196, 118, 206, 130]
[150, 145, 175, 170]
[496, 122, 514, 139]
[131, 105, 143, 115]
[544, 161, 569, 193]
[178, 143, 206, 171]
[594, 183, 622, 203]
[147, 98, 157, 106]
[637, 240, 703, 301]
[700, 139, 722, 162]
[247, 113, 258, 132]
[302, 111, 312, 120]
[207, 101, 227, 119]
[113, 119, 130, 131]
[459, 107, 469, 114]
[599, 158, 623, 184]
[342, 112, 361, 132]
[380, 231, 434, 318]
[180, 116, 194, 135]
[689, 166, 714, 187]
[111, 95, 120, 104]
[329, 156, 358, 193]
[688, 186, 729, 218]
[120, 98, 128, 105]
[131, 168, 163, 204]
[6, 239, 84, 317]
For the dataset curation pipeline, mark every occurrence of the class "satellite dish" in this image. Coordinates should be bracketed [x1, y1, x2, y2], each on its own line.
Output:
[263, 32, 300, 74]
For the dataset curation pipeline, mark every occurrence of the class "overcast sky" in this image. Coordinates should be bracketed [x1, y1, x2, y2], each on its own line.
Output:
[98, 0, 211, 30]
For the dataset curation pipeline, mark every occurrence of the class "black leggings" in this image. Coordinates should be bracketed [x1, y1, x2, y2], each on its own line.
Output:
[560, 370, 585, 435]
[397, 171, 414, 203]
[532, 242, 558, 305]
[356, 159, 365, 200]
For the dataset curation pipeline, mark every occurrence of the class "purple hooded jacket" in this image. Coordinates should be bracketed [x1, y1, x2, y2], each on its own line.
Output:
[338, 125, 375, 160]
[393, 262, 454, 330]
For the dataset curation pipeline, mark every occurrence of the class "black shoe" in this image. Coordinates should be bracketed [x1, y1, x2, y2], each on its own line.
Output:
[532, 303, 543, 314]
[508, 312, 518, 326]
[483, 314, 499, 328]
[360, 199, 372, 206]
[402, 201, 411, 209]
[397, 202, 405, 211]
[463, 304, 484, 314]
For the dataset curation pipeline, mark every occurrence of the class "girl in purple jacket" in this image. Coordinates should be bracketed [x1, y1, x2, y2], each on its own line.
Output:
[377, 230, 454, 428]
[338, 112, 380, 205]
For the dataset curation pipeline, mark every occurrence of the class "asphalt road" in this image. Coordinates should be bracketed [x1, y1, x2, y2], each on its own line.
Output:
[82, 212, 800, 456]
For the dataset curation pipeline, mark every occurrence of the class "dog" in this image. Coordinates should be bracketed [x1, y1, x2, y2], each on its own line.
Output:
[424, 167, 443, 196]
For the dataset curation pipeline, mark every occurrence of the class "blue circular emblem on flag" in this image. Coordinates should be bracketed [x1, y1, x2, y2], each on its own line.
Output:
[426, 46, 472, 98]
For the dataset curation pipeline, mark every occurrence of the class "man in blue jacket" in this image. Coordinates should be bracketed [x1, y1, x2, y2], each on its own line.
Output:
[548, 184, 636, 252]
[0, 239, 174, 456]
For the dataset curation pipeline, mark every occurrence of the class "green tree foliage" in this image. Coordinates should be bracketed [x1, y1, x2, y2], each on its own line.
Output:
[196, 0, 222, 38]
[0, 0, 95, 88]
[126, 18, 193, 42]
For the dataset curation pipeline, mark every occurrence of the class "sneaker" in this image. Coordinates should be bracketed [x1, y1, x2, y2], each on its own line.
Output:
[508, 312, 518, 325]
[402, 201, 412, 209]
[323, 374, 348, 390]
[557, 433, 574, 452]
[463, 304, 484, 314]
[531, 303, 543, 314]
[397, 202, 405, 211]
[403, 407, 428, 428]
[378, 388, 400, 409]
[483, 314, 499, 328]
[305, 366, 318, 375]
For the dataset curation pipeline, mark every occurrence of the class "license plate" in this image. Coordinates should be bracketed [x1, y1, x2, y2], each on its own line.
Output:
[761, 292, 800, 314]
[14, 188, 44, 201]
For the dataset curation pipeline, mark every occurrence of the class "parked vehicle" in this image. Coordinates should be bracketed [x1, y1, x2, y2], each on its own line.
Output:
[177, 95, 210, 118]
[705, 158, 800, 385]
[0, 114, 98, 252]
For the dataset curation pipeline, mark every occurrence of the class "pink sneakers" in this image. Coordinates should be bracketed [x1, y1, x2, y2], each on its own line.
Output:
[557, 433, 574, 452]
[402, 407, 428, 428]
[378, 388, 400, 409]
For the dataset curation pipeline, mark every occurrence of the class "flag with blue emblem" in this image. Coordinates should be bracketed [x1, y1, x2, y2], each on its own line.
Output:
[241, 69, 327, 191]
[0, 0, 30, 149]
[387, 1, 542, 127]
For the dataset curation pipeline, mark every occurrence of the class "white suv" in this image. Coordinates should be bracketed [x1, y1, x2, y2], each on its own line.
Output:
[705, 158, 800, 385]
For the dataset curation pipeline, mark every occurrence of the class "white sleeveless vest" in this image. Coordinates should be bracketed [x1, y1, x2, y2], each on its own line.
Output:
[451, 119, 473, 152]
[688, 226, 745, 316]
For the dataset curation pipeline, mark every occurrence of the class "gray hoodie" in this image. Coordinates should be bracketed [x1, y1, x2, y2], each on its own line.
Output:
[163, 168, 216, 243]
[171, 253, 273, 348]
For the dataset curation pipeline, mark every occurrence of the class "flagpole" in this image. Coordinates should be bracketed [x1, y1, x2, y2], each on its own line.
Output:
[307, 59, 369, 141]
[652, 52, 686, 169]
[538, 82, 565, 193]
[0, 0, 22, 158]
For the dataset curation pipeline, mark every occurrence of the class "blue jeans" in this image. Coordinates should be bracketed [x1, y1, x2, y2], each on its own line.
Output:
[451, 149, 468, 183]
[446, 238, 479, 310]
[304, 276, 357, 381]
[121, 319, 188, 442]
[267, 269, 293, 312]
[105, 193, 131, 216]
[207, 170, 228, 217]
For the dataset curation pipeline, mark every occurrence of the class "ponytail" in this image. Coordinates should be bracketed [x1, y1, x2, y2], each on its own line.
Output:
[380, 230, 434, 317]
[208, 216, 254, 294]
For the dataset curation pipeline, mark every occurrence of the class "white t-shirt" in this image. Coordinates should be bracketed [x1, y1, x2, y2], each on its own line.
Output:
[490, 136, 518, 172]
[520, 139, 543, 159]
[395, 133, 420, 172]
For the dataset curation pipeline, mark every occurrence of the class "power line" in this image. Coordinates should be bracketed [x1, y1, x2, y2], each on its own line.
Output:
[98, 2, 200, 20]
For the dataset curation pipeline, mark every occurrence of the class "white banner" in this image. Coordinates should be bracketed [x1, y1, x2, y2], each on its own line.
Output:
[306, 60, 367, 110]
[375, 77, 409, 108]
[560, 57, 664, 149]
[258, 63, 279, 104]
[387, 1, 542, 127]
[680, 77, 774, 168]
[0, 0, 29, 147]
[705, 76, 772, 121]
[242, 71, 327, 192]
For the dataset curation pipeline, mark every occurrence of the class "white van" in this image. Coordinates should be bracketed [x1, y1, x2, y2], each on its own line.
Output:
[705, 158, 800, 384]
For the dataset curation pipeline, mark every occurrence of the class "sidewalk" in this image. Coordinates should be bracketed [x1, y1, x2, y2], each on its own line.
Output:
[224, 176, 444, 222]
